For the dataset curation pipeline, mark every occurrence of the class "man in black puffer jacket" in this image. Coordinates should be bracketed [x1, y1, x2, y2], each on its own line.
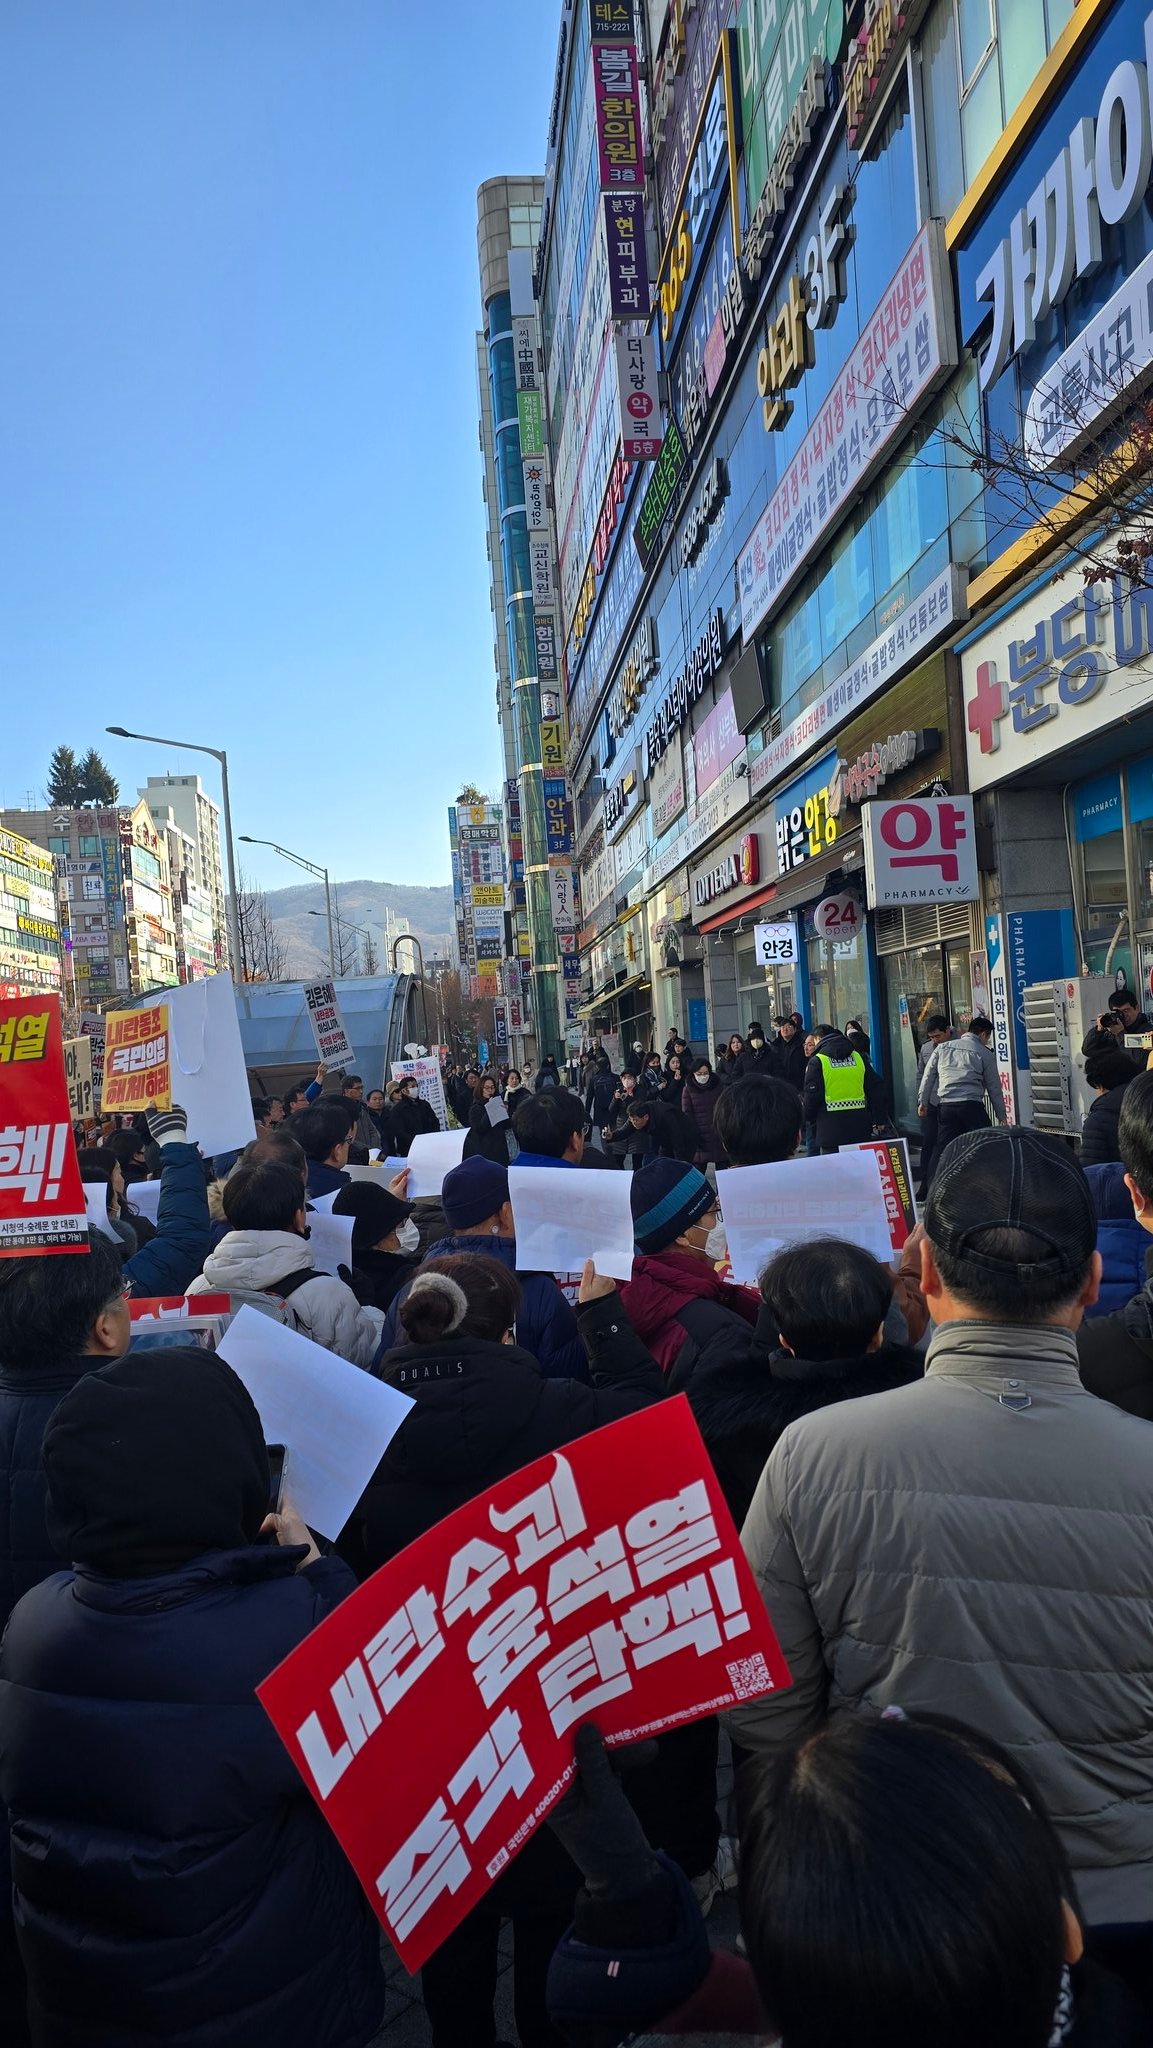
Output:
[0, 1350, 383, 2048]
[671, 1238, 923, 1527]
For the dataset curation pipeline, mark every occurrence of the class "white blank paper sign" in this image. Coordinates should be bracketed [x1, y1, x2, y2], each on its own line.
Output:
[405, 1130, 466, 1199]
[508, 1165, 636, 1283]
[715, 1152, 893, 1287]
[217, 1305, 413, 1540]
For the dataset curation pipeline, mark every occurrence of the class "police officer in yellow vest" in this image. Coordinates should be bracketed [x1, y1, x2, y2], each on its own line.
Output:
[803, 1023, 887, 1153]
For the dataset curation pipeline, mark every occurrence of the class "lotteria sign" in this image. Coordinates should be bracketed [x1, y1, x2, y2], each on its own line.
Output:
[691, 831, 761, 912]
[957, 2, 1153, 430]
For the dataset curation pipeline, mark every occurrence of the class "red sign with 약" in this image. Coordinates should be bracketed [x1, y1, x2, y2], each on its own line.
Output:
[0, 993, 89, 1257]
[257, 1399, 790, 1970]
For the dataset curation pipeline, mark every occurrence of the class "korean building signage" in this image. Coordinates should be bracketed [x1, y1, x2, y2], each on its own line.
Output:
[517, 388, 545, 456]
[756, 185, 849, 430]
[690, 829, 761, 916]
[593, 37, 644, 189]
[605, 750, 643, 841]
[573, 452, 632, 651]
[644, 608, 726, 774]
[512, 316, 538, 390]
[773, 755, 840, 879]
[655, 34, 742, 358]
[736, 0, 846, 222]
[535, 613, 560, 683]
[523, 458, 549, 535]
[539, 720, 566, 774]
[610, 616, 659, 740]
[741, 55, 826, 285]
[614, 332, 664, 461]
[751, 566, 965, 799]
[964, 5, 1153, 396]
[845, 0, 916, 152]
[693, 690, 744, 795]
[961, 557, 1153, 794]
[678, 457, 728, 569]
[604, 193, 651, 320]
[652, 0, 728, 243]
[590, 0, 636, 41]
[829, 728, 940, 816]
[530, 540, 555, 607]
[634, 415, 688, 566]
[649, 736, 687, 834]
[738, 223, 955, 640]
[863, 796, 980, 907]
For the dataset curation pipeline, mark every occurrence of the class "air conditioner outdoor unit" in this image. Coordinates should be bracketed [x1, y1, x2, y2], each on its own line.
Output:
[1022, 977, 1115, 1137]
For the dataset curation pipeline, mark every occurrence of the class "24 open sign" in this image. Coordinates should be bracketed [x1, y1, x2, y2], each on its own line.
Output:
[813, 894, 861, 940]
[754, 921, 797, 965]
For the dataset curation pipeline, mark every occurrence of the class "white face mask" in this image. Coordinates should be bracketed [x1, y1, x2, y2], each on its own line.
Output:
[704, 1220, 728, 1263]
[694, 1072, 710, 1086]
[395, 1217, 420, 1254]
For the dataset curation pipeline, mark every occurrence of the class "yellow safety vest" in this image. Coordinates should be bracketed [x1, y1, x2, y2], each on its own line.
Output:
[817, 1051, 866, 1112]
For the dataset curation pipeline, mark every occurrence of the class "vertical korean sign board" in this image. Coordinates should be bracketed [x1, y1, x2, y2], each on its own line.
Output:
[62, 1036, 94, 1122]
[0, 994, 89, 1257]
[304, 982, 355, 1074]
[257, 1399, 790, 1971]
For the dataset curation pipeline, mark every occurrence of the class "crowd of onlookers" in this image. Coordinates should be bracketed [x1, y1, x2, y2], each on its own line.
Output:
[2, 1024, 1153, 2045]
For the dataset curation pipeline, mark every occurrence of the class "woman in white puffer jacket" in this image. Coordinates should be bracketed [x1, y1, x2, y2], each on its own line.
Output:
[187, 1158, 384, 1369]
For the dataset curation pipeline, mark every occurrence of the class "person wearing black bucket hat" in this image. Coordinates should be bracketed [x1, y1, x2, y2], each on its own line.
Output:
[0, 1349, 384, 2048]
[730, 1125, 1153, 1943]
[332, 1177, 420, 1311]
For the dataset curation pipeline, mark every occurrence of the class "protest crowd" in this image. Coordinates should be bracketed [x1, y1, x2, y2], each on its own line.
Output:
[3, 997, 1153, 2048]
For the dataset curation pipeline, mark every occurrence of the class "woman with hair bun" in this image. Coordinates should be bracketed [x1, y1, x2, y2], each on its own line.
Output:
[346, 1253, 665, 2048]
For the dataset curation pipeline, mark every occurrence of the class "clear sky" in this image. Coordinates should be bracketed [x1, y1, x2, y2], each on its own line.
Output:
[0, 1, 558, 890]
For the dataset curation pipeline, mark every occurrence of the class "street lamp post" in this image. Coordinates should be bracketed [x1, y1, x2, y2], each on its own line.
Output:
[308, 907, 372, 977]
[106, 725, 242, 981]
[392, 933, 431, 1047]
[239, 836, 335, 977]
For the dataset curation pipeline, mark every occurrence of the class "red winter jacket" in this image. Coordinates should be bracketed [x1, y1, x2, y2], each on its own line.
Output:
[619, 1250, 760, 1375]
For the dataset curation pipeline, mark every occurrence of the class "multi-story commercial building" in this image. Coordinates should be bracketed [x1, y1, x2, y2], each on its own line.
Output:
[0, 821, 64, 999]
[148, 802, 218, 982]
[509, 0, 1100, 1145]
[477, 176, 575, 1062]
[139, 775, 230, 972]
[4, 803, 180, 1003]
[448, 797, 524, 1059]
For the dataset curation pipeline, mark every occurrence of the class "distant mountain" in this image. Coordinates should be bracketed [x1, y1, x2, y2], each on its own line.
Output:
[263, 879, 454, 980]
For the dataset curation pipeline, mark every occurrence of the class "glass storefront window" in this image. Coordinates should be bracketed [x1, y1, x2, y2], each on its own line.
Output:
[1079, 830, 1130, 980]
[734, 934, 794, 1035]
[880, 940, 972, 1132]
[806, 928, 869, 1037]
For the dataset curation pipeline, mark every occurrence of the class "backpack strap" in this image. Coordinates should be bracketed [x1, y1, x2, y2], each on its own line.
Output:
[269, 1267, 327, 1301]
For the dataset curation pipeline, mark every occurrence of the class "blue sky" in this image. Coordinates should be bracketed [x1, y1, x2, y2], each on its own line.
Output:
[0, 1, 558, 890]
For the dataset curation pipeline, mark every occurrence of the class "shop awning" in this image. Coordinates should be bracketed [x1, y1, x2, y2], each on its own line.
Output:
[697, 881, 781, 937]
[578, 970, 648, 1015]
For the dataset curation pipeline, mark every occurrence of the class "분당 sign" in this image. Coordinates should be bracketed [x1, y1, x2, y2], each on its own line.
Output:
[0, 993, 89, 1257]
[256, 1401, 791, 1971]
[304, 981, 355, 1073]
[102, 1002, 173, 1113]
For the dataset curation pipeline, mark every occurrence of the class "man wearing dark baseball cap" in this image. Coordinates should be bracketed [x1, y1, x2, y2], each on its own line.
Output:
[729, 1125, 1153, 1937]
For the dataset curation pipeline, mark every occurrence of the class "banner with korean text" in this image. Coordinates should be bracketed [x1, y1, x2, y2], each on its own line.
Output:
[0, 993, 89, 1257]
[258, 1399, 790, 1970]
[100, 1002, 172, 1114]
[304, 981, 355, 1073]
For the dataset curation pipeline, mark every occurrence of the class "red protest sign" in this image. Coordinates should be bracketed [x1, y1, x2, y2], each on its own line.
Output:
[258, 1398, 790, 1970]
[128, 1295, 232, 1321]
[853, 1137, 917, 1253]
[0, 993, 89, 1258]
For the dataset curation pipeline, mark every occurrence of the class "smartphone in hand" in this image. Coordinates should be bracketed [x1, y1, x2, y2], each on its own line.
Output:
[266, 1444, 288, 1520]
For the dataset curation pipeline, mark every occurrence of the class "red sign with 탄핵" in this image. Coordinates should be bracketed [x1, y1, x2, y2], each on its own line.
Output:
[0, 993, 89, 1257]
[257, 1399, 791, 1970]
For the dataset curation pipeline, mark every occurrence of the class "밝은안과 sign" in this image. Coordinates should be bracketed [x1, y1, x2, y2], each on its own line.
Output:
[304, 981, 355, 1074]
[0, 993, 89, 1257]
[256, 1399, 791, 1971]
[102, 1002, 173, 1113]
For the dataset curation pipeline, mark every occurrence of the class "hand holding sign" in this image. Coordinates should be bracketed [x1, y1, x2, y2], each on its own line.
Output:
[256, 1399, 790, 1970]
